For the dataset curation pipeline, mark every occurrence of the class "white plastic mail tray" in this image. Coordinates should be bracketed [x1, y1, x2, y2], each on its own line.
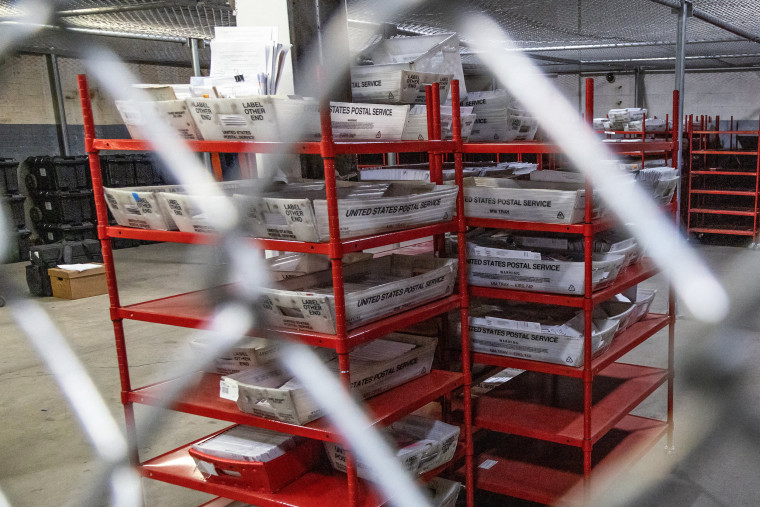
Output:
[463, 177, 603, 224]
[237, 181, 457, 243]
[229, 333, 437, 425]
[259, 254, 457, 334]
[324, 414, 460, 480]
[103, 184, 185, 231]
[189, 336, 281, 376]
[467, 300, 619, 367]
[401, 105, 476, 141]
[116, 99, 202, 140]
[464, 230, 625, 295]
[351, 33, 467, 102]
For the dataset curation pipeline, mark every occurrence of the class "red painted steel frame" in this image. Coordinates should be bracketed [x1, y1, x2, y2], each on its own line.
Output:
[77, 75, 140, 467]
[451, 80, 475, 507]
[78, 74, 472, 507]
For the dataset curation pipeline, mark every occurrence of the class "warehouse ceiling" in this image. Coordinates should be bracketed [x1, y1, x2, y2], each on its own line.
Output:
[1, 0, 760, 72]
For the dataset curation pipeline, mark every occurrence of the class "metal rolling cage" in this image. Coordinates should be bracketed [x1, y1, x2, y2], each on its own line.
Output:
[1, 1, 760, 507]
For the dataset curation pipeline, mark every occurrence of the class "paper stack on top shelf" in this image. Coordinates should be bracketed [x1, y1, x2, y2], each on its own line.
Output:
[223, 333, 437, 425]
[324, 414, 460, 480]
[462, 229, 626, 295]
[350, 33, 466, 104]
[259, 254, 457, 334]
[467, 300, 619, 367]
[401, 105, 476, 141]
[208, 26, 291, 97]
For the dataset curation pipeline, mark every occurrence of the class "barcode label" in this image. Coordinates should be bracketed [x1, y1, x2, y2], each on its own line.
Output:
[45, 202, 52, 211]
[219, 114, 247, 127]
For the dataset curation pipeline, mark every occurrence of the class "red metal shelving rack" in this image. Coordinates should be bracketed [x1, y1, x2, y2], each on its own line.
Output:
[78, 75, 474, 507]
[452, 77, 677, 505]
[686, 114, 760, 241]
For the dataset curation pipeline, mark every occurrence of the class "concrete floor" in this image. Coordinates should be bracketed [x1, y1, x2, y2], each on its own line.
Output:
[0, 242, 759, 506]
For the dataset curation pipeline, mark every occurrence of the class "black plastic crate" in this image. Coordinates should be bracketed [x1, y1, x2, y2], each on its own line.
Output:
[3, 228, 30, 263]
[67, 239, 103, 264]
[3, 194, 26, 228]
[29, 239, 102, 266]
[26, 263, 53, 297]
[30, 190, 95, 224]
[25, 156, 90, 193]
[39, 222, 97, 243]
[133, 154, 161, 186]
[0, 158, 19, 195]
[102, 155, 136, 188]
[111, 238, 140, 249]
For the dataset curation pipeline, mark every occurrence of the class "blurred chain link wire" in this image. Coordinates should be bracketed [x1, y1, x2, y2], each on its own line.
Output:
[1, 0, 760, 506]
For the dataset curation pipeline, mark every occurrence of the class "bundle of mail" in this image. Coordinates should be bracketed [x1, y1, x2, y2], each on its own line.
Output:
[461, 90, 538, 142]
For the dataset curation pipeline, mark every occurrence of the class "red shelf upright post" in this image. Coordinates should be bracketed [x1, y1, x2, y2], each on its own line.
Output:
[77, 75, 139, 468]
[582, 77, 595, 489]
[754, 114, 760, 244]
[317, 96, 362, 507]
[451, 80, 474, 507]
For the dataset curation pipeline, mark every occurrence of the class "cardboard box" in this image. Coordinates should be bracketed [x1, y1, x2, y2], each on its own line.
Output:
[324, 414, 460, 480]
[48, 264, 107, 299]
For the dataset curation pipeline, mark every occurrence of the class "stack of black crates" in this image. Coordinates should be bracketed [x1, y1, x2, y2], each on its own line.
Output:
[24, 154, 173, 251]
[1, 158, 30, 263]
[25, 156, 98, 245]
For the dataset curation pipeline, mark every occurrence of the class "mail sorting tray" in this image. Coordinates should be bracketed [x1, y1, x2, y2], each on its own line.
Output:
[259, 254, 457, 334]
[461, 229, 626, 295]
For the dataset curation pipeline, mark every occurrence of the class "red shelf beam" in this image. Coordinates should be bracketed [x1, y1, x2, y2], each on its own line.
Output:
[460, 415, 667, 506]
[127, 370, 463, 442]
[464, 216, 616, 235]
[469, 259, 659, 308]
[91, 138, 456, 155]
[689, 208, 756, 216]
[461, 141, 672, 155]
[472, 313, 669, 378]
[106, 221, 457, 255]
[473, 363, 668, 447]
[689, 189, 756, 196]
[116, 291, 461, 353]
[691, 170, 758, 176]
[690, 150, 756, 156]
[688, 227, 755, 236]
